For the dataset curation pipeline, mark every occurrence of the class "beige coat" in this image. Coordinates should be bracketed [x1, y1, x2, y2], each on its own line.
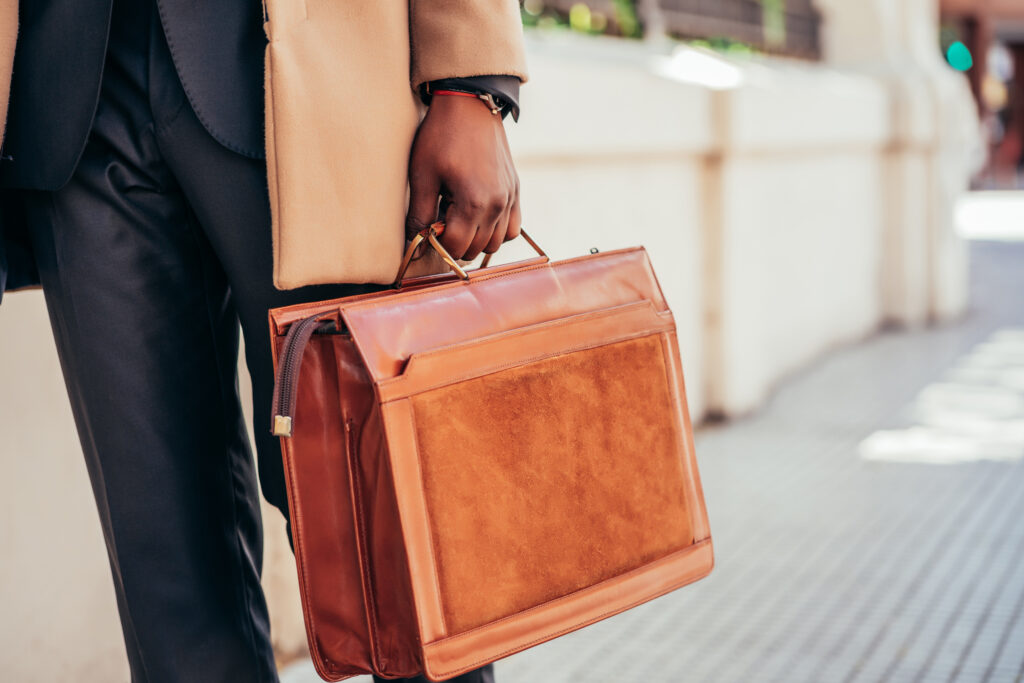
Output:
[0, 0, 14, 146]
[264, 0, 528, 289]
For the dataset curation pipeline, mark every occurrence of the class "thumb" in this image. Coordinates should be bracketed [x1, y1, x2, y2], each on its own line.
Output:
[406, 170, 442, 240]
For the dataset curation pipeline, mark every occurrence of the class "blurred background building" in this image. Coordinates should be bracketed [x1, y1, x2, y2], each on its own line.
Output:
[0, 1, 999, 680]
[940, 0, 1024, 188]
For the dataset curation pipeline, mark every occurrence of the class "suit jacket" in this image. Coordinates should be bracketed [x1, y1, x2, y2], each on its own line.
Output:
[0, 0, 528, 292]
[0, 0, 33, 299]
[1, 0, 284, 191]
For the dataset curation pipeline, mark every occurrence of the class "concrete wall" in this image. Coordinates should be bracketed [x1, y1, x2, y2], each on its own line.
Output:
[818, 0, 981, 325]
[506, 36, 714, 417]
[508, 30, 913, 415]
[0, 0, 979, 678]
[0, 293, 128, 681]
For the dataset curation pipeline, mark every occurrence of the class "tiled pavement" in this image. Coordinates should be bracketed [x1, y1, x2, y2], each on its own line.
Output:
[284, 237, 1024, 683]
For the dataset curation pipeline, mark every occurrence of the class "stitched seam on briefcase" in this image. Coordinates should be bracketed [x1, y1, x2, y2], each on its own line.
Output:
[346, 419, 384, 671]
[425, 540, 713, 679]
[435, 539, 711, 639]
[391, 301, 663, 369]
[659, 332, 705, 545]
[406, 404, 449, 636]
[382, 327, 675, 401]
[344, 248, 650, 317]
[347, 263, 551, 317]
[268, 248, 650, 321]
[279, 344, 362, 680]
[283, 438, 347, 679]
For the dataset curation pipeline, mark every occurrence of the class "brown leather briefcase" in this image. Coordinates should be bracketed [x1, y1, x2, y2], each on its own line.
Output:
[268, 224, 713, 681]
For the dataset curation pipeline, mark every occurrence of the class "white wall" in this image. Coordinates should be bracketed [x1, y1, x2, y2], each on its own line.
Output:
[709, 65, 891, 413]
[818, 0, 980, 326]
[509, 32, 901, 415]
[0, 291, 129, 682]
[506, 35, 713, 417]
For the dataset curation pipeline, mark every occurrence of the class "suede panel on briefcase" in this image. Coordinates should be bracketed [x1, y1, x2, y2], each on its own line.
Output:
[268, 225, 713, 681]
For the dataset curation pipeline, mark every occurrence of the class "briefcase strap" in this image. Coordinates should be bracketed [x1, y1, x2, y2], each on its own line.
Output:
[270, 313, 332, 437]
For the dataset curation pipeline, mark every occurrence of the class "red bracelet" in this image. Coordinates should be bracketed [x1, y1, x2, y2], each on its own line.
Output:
[432, 89, 478, 99]
[431, 89, 502, 116]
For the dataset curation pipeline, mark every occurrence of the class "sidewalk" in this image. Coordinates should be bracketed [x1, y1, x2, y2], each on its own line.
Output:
[284, 230, 1024, 683]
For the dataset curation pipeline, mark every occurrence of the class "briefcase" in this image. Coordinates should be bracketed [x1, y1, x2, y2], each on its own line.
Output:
[268, 224, 713, 681]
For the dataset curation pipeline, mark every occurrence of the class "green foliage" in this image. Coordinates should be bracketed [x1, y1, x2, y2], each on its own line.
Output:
[688, 38, 756, 56]
[612, 0, 641, 39]
[759, 0, 787, 48]
[520, 0, 641, 39]
[520, 1, 774, 50]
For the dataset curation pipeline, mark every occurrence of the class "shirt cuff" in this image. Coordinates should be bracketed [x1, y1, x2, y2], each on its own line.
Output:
[421, 75, 522, 122]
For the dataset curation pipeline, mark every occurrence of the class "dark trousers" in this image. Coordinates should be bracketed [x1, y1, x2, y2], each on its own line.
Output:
[19, 2, 493, 682]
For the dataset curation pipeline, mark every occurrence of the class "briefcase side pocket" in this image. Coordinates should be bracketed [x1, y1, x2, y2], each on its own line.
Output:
[277, 334, 375, 680]
[343, 402, 422, 678]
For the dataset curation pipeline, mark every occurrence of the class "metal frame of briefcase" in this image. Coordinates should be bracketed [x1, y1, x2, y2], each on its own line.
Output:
[268, 227, 713, 681]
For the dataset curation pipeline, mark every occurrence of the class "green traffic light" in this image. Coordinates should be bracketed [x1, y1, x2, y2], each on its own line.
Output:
[946, 41, 974, 72]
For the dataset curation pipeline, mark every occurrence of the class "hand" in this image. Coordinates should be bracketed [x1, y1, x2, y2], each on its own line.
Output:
[406, 93, 522, 261]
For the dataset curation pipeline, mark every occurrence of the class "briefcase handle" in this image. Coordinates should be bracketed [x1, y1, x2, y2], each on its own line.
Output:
[394, 222, 547, 288]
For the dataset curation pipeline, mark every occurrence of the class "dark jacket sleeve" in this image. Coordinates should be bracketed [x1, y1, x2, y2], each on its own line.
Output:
[0, 191, 40, 301]
[421, 75, 521, 121]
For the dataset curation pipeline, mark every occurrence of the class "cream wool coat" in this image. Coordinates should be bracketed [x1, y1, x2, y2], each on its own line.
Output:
[0, 0, 14, 146]
[264, 0, 528, 289]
